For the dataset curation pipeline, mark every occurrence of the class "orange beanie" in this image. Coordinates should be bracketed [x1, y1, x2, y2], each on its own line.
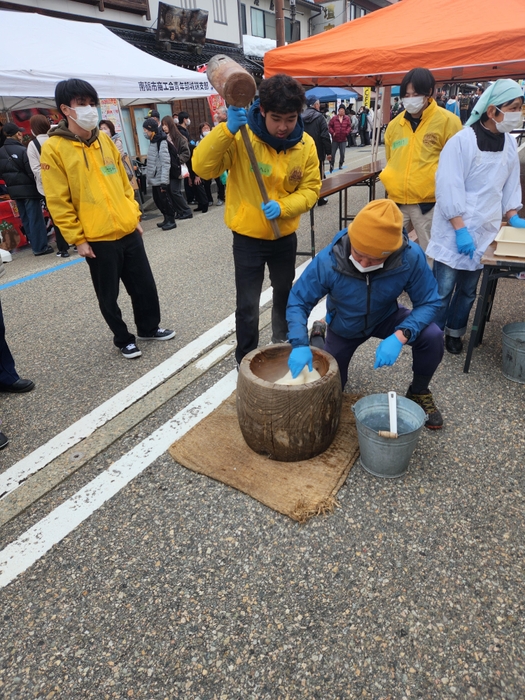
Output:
[348, 199, 403, 258]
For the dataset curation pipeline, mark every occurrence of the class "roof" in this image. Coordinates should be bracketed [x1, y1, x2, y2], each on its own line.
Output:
[112, 27, 264, 77]
[264, 0, 525, 86]
[0, 10, 215, 110]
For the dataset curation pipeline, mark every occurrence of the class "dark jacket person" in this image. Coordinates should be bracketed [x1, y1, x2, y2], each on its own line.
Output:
[0, 123, 52, 255]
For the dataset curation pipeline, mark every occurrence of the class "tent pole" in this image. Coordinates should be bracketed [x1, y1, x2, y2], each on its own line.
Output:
[370, 86, 380, 162]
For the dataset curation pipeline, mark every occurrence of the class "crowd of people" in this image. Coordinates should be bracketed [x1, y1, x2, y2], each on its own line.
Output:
[0, 68, 523, 450]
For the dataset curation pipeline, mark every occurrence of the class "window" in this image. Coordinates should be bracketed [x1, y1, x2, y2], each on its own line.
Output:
[285, 17, 299, 42]
[250, 6, 276, 39]
[241, 3, 247, 34]
[213, 0, 227, 24]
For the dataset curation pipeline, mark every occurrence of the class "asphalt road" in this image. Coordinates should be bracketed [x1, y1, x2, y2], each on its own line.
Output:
[0, 144, 524, 700]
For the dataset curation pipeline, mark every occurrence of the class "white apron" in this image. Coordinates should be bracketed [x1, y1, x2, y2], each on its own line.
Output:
[428, 128, 520, 271]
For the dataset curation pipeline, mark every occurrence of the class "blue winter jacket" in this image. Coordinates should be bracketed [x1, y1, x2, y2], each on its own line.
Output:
[287, 229, 440, 348]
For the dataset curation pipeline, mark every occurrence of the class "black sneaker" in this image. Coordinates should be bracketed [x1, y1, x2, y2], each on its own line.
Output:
[445, 335, 463, 354]
[34, 245, 54, 256]
[0, 432, 8, 450]
[137, 328, 175, 341]
[406, 388, 443, 429]
[57, 251, 70, 258]
[121, 342, 142, 359]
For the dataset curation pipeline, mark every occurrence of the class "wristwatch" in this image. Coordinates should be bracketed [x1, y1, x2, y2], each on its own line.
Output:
[400, 328, 412, 342]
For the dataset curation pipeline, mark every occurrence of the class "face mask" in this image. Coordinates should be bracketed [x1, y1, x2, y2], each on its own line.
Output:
[201, 130, 210, 137]
[186, 118, 191, 126]
[403, 96, 426, 115]
[69, 105, 99, 131]
[493, 109, 522, 133]
[349, 254, 384, 274]
[174, 117, 179, 124]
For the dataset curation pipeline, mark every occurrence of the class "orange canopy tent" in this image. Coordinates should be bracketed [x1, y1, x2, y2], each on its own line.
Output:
[264, 0, 525, 87]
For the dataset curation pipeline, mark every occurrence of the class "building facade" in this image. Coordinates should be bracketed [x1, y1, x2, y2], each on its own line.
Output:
[310, 0, 397, 34]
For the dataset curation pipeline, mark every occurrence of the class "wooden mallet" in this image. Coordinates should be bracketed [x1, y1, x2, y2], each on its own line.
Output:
[207, 54, 281, 239]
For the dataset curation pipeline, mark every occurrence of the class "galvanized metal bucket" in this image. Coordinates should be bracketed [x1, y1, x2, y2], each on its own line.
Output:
[502, 323, 525, 385]
[352, 394, 427, 478]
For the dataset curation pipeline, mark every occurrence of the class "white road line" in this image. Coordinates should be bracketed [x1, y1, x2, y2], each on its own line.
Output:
[0, 370, 238, 589]
[195, 343, 234, 370]
[0, 258, 312, 501]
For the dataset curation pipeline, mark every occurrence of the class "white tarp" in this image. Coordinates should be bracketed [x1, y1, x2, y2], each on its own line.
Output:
[0, 10, 215, 110]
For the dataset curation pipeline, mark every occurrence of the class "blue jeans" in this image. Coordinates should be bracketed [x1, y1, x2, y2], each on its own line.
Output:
[15, 198, 49, 254]
[433, 261, 482, 337]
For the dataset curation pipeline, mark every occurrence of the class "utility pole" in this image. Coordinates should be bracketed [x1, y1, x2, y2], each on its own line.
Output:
[275, 0, 285, 46]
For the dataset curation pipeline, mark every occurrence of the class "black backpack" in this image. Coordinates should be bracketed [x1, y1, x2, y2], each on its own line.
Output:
[157, 139, 181, 180]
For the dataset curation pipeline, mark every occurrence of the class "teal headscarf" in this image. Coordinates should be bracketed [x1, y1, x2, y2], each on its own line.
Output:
[465, 79, 524, 126]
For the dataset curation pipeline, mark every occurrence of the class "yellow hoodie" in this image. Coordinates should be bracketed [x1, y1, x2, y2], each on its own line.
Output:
[380, 99, 462, 204]
[41, 126, 140, 246]
[192, 122, 321, 240]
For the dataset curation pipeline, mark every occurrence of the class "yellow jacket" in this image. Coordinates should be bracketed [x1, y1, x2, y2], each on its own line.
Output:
[41, 127, 140, 246]
[192, 122, 321, 240]
[380, 99, 462, 204]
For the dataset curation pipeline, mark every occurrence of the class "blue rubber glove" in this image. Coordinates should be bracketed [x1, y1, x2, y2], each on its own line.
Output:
[374, 334, 403, 369]
[455, 227, 476, 259]
[261, 200, 281, 220]
[288, 346, 313, 379]
[508, 214, 525, 229]
[226, 106, 247, 134]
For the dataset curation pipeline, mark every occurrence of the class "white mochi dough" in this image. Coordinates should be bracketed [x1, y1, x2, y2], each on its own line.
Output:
[274, 367, 322, 385]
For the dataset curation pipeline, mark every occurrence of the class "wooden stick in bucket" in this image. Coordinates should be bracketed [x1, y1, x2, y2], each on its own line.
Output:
[206, 55, 281, 240]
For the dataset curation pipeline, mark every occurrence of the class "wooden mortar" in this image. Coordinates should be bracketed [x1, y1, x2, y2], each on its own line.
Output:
[237, 344, 342, 462]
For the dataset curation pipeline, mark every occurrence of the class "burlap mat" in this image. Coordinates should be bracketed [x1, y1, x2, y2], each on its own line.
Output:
[169, 392, 360, 523]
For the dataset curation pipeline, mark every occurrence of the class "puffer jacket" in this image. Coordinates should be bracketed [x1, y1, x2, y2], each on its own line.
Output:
[287, 229, 440, 347]
[41, 121, 140, 246]
[380, 98, 462, 204]
[145, 132, 170, 186]
[328, 114, 351, 143]
[0, 138, 40, 199]
[302, 107, 331, 164]
[192, 103, 320, 240]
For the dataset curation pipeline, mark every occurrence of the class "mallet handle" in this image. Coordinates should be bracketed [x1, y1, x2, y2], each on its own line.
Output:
[239, 125, 281, 240]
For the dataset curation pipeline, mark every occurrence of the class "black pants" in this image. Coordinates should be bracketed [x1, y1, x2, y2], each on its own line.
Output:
[232, 231, 297, 364]
[359, 128, 370, 146]
[203, 179, 213, 205]
[0, 299, 19, 385]
[190, 179, 208, 211]
[86, 230, 161, 348]
[168, 178, 192, 217]
[152, 186, 174, 217]
[215, 177, 225, 201]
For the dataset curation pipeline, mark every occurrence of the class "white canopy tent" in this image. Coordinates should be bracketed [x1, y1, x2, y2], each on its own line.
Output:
[0, 10, 216, 111]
